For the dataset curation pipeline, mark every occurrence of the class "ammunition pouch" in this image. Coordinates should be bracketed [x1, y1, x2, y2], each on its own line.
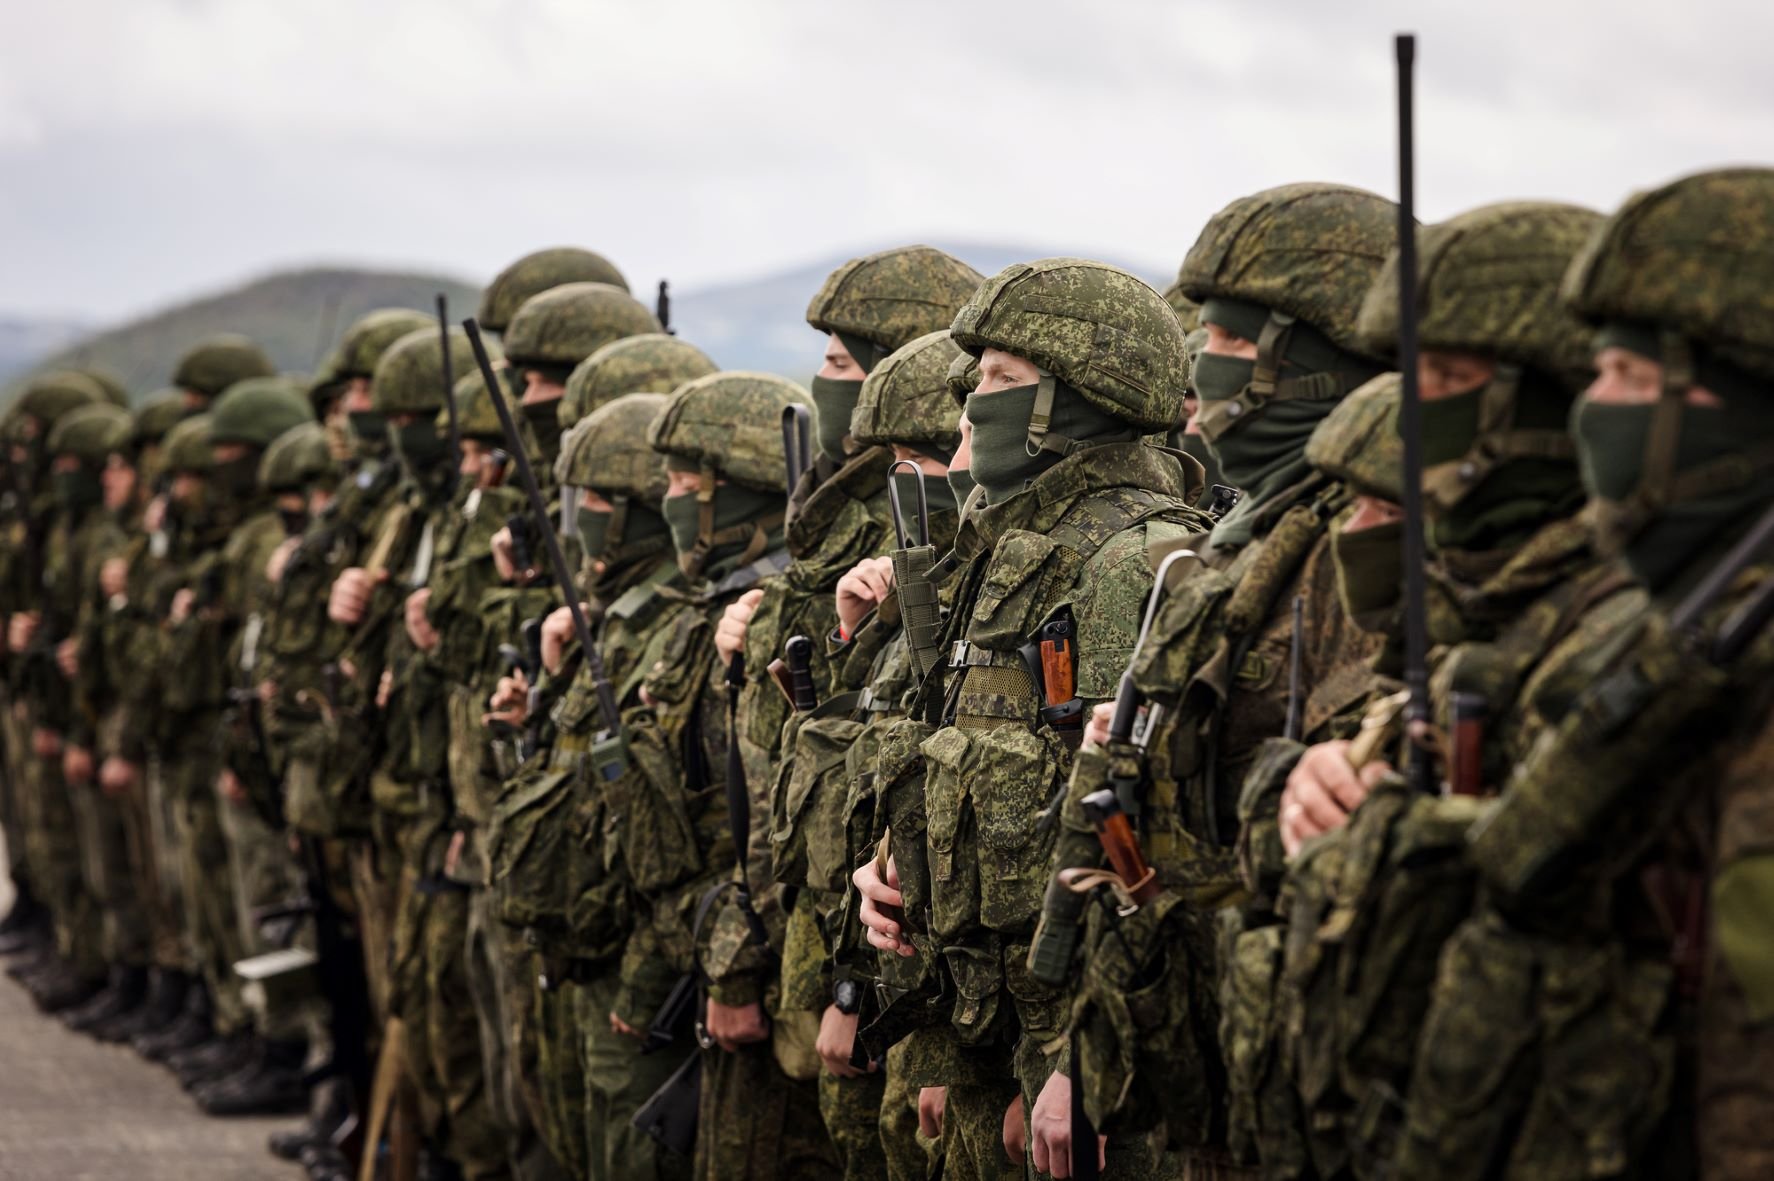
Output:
[766, 695, 864, 892]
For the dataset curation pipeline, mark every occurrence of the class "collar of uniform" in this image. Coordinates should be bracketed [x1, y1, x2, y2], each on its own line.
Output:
[957, 441, 1189, 560]
[786, 444, 894, 559]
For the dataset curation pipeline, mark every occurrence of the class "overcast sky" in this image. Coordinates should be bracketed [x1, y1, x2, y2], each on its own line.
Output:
[2, 0, 1768, 323]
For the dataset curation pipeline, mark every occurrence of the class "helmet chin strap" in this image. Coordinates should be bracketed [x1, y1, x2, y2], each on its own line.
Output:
[1194, 312, 1344, 445]
[1023, 371, 1100, 460]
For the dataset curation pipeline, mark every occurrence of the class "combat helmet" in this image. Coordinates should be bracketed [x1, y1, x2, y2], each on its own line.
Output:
[172, 335, 276, 400]
[210, 376, 314, 449]
[950, 257, 1187, 449]
[478, 247, 631, 334]
[447, 370, 506, 443]
[15, 370, 106, 435]
[1305, 373, 1403, 503]
[72, 365, 131, 408]
[557, 393, 674, 565]
[335, 308, 434, 380]
[502, 283, 662, 377]
[258, 421, 335, 493]
[372, 327, 489, 415]
[129, 389, 189, 453]
[1161, 281, 1201, 329]
[162, 414, 214, 475]
[944, 352, 981, 408]
[851, 330, 964, 458]
[807, 246, 984, 372]
[48, 403, 132, 467]
[558, 334, 718, 429]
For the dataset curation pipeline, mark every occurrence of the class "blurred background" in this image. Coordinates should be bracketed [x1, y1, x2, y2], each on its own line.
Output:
[2, 0, 1766, 394]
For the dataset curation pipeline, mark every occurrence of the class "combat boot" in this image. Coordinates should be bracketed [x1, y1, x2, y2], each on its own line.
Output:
[195, 1037, 308, 1116]
[29, 960, 104, 1013]
[97, 968, 187, 1044]
[63, 963, 148, 1035]
[0, 887, 38, 935]
[0, 892, 46, 955]
[270, 1076, 351, 1161]
[135, 980, 212, 1060]
[300, 1142, 353, 1181]
[172, 1030, 255, 1090]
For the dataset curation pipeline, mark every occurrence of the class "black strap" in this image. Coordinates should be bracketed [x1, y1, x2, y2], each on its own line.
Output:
[723, 655, 773, 950]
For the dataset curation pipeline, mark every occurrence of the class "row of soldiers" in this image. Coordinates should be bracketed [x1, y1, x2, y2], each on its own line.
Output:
[1, 162, 1771, 1181]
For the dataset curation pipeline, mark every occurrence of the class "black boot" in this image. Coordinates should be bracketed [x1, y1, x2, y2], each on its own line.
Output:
[30, 960, 104, 1013]
[196, 1038, 309, 1116]
[99, 968, 187, 1044]
[135, 979, 211, 1060]
[300, 1142, 353, 1181]
[172, 1030, 256, 1090]
[0, 885, 38, 935]
[63, 964, 148, 1034]
[269, 1076, 350, 1160]
[0, 893, 47, 955]
[6, 939, 58, 980]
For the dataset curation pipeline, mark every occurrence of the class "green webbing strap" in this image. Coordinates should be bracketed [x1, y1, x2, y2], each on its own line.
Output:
[1024, 372, 1102, 460]
[1194, 313, 1344, 443]
[1422, 366, 1577, 508]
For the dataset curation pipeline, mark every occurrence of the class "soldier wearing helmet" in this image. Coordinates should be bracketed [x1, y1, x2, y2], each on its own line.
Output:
[170, 335, 276, 411]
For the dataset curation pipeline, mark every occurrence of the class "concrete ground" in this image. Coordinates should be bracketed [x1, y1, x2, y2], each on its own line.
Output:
[0, 831, 302, 1180]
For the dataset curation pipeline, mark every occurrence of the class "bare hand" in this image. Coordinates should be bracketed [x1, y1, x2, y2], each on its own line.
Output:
[715, 588, 763, 665]
[55, 637, 79, 679]
[1083, 700, 1114, 749]
[168, 588, 196, 626]
[100, 556, 130, 600]
[610, 1011, 643, 1039]
[1280, 740, 1392, 856]
[1003, 1093, 1027, 1167]
[62, 744, 94, 785]
[403, 588, 439, 652]
[816, 1004, 871, 1078]
[142, 495, 167, 533]
[217, 767, 248, 805]
[835, 556, 895, 639]
[704, 998, 770, 1053]
[917, 1086, 947, 1139]
[540, 605, 583, 676]
[9, 610, 40, 652]
[375, 667, 393, 710]
[491, 527, 537, 583]
[444, 829, 465, 877]
[98, 757, 140, 797]
[483, 668, 531, 729]
[328, 567, 378, 626]
[854, 852, 915, 957]
[265, 537, 300, 585]
[1030, 1070, 1107, 1179]
[31, 727, 61, 760]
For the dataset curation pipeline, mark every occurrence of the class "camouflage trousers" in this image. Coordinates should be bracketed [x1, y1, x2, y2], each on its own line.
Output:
[0, 697, 30, 890]
[880, 1042, 940, 1181]
[70, 775, 147, 968]
[578, 970, 691, 1181]
[143, 756, 190, 972]
[168, 757, 247, 1033]
[535, 974, 589, 1179]
[26, 749, 101, 977]
[693, 1038, 840, 1181]
[217, 792, 311, 1041]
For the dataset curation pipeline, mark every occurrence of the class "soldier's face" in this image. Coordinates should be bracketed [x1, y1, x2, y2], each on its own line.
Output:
[952, 415, 972, 471]
[101, 455, 136, 511]
[308, 487, 334, 516]
[342, 378, 374, 415]
[521, 371, 566, 406]
[579, 487, 614, 513]
[816, 333, 864, 381]
[1584, 347, 1723, 409]
[890, 445, 948, 478]
[1419, 351, 1496, 401]
[1202, 322, 1259, 361]
[213, 442, 252, 464]
[973, 349, 1042, 395]
[664, 468, 703, 499]
[1343, 494, 1403, 533]
[460, 438, 488, 481]
[170, 472, 204, 507]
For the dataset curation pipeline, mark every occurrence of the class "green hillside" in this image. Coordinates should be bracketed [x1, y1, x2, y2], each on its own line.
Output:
[10, 267, 482, 404]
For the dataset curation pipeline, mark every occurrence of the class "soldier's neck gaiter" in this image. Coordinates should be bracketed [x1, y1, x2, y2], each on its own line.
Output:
[1331, 519, 1403, 633]
[889, 468, 955, 536]
[578, 503, 669, 564]
[52, 468, 101, 514]
[522, 400, 565, 466]
[964, 381, 1134, 505]
[663, 484, 782, 571]
[1176, 431, 1224, 494]
[391, 420, 451, 492]
[946, 466, 978, 508]
[348, 411, 390, 460]
[809, 377, 863, 465]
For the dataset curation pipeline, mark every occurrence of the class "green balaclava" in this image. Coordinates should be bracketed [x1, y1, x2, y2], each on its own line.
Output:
[1331, 518, 1404, 632]
[522, 399, 566, 465]
[390, 418, 452, 494]
[54, 465, 103, 514]
[577, 501, 670, 567]
[1571, 325, 1774, 593]
[964, 377, 1137, 505]
[348, 410, 390, 460]
[808, 334, 891, 466]
[890, 463, 956, 524]
[663, 483, 782, 576]
[1193, 298, 1385, 507]
[946, 464, 977, 508]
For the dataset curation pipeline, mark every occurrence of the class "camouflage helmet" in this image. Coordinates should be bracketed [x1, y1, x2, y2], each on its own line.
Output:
[1304, 372, 1402, 502]
[308, 346, 345, 411]
[1357, 202, 1603, 389]
[478, 247, 631, 334]
[945, 351, 980, 408]
[72, 365, 130, 408]
[558, 334, 718, 429]
[47, 403, 132, 467]
[1161, 281, 1201, 329]
[648, 372, 800, 493]
[372, 327, 490, 415]
[1178, 183, 1397, 356]
[258, 421, 333, 492]
[210, 376, 314, 449]
[1562, 167, 1774, 382]
[446, 369, 504, 442]
[950, 258, 1187, 430]
[557, 392, 672, 504]
[15, 370, 106, 431]
[806, 246, 985, 368]
[335, 308, 434, 379]
[128, 389, 188, 453]
[502, 282, 662, 373]
[172, 335, 276, 399]
[161, 414, 214, 475]
[851, 330, 965, 456]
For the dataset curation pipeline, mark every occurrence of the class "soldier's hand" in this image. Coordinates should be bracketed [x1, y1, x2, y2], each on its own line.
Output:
[62, 744, 94, 785]
[100, 556, 130, 600]
[444, 829, 465, 877]
[168, 587, 196, 626]
[328, 567, 379, 626]
[217, 767, 248, 806]
[704, 998, 769, 1052]
[854, 853, 915, 957]
[1083, 700, 1115, 748]
[491, 527, 535, 584]
[376, 667, 393, 710]
[266, 537, 300, 585]
[9, 610, 39, 652]
[1030, 1070, 1107, 1179]
[540, 605, 584, 676]
[816, 1004, 872, 1078]
[610, 1011, 643, 1040]
[404, 588, 439, 652]
[917, 1086, 947, 1139]
[835, 556, 895, 639]
[55, 636, 79, 679]
[1281, 740, 1391, 856]
[1003, 1093, 1027, 1167]
[98, 756, 141, 797]
[31, 727, 61, 759]
[483, 669, 531, 729]
[142, 495, 167, 533]
[715, 588, 764, 665]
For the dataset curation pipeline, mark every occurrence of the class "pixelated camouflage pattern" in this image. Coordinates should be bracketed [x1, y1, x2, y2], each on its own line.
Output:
[444, 368, 504, 441]
[128, 389, 187, 451]
[555, 391, 671, 502]
[1563, 166, 1774, 381]
[1178, 183, 1398, 357]
[371, 325, 492, 415]
[334, 307, 434, 378]
[805, 245, 984, 352]
[558, 332, 718, 429]
[945, 349, 980, 407]
[16, 370, 106, 428]
[647, 371, 801, 492]
[171, 333, 276, 398]
[501, 281, 661, 370]
[477, 245, 630, 333]
[159, 413, 213, 474]
[71, 364, 130, 408]
[950, 258, 1188, 430]
[257, 420, 332, 491]
[1304, 371, 1403, 502]
[1162, 280, 1201, 328]
[1358, 201, 1603, 387]
[208, 375, 313, 448]
[46, 402, 131, 465]
[849, 328, 964, 453]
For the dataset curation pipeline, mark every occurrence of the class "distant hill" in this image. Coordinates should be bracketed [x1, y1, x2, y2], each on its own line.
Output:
[0, 318, 93, 386]
[5, 267, 482, 403]
[671, 240, 1168, 380]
